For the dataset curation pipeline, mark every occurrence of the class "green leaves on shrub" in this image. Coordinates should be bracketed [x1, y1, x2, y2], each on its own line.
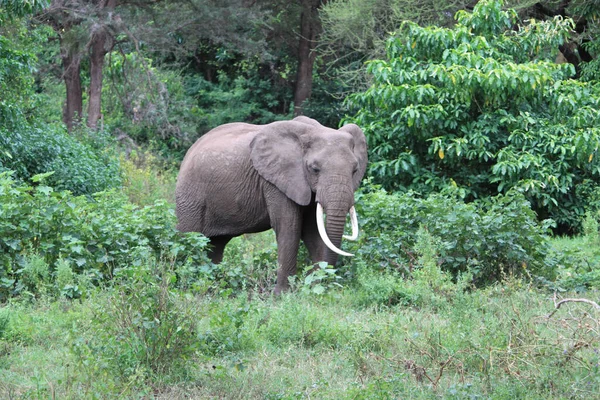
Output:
[351, 184, 555, 285]
[0, 172, 209, 300]
[0, 126, 122, 196]
[71, 259, 201, 384]
[346, 0, 600, 231]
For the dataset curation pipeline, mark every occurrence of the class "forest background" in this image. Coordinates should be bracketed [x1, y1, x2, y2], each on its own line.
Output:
[1, 0, 600, 398]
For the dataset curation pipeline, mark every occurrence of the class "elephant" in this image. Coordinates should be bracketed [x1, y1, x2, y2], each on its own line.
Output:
[175, 116, 368, 294]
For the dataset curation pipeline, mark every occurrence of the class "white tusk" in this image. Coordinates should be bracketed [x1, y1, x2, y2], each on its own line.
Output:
[316, 203, 354, 257]
[343, 206, 359, 241]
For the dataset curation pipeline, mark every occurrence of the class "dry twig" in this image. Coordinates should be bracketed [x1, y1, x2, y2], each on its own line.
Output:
[547, 292, 600, 319]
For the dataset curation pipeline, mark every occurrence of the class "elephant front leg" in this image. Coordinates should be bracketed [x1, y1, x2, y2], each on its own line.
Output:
[266, 189, 303, 295]
[273, 223, 302, 295]
[301, 202, 327, 263]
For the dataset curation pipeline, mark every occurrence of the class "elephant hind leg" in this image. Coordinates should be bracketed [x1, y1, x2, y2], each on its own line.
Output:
[207, 235, 233, 264]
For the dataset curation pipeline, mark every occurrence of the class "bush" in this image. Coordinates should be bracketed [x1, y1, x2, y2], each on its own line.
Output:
[346, 0, 600, 231]
[120, 151, 177, 206]
[0, 172, 209, 300]
[350, 184, 555, 285]
[0, 125, 122, 196]
[70, 257, 200, 386]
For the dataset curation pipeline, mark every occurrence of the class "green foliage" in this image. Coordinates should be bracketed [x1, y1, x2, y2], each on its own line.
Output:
[544, 220, 600, 292]
[71, 258, 200, 387]
[185, 69, 292, 132]
[0, 28, 35, 126]
[198, 297, 255, 355]
[120, 151, 177, 206]
[293, 262, 343, 296]
[352, 227, 470, 308]
[351, 183, 554, 284]
[319, 0, 470, 100]
[0, 0, 47, 20]
[0, 172, 209, 300]
[259, 295, 348, 349]
[102, 52, 200, 160]
[0, 125, 122, 196]
[346, 0, 600, 230]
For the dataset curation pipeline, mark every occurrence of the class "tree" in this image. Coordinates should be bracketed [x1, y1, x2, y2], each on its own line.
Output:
[36, 0, 272, 132]
[346, 0, 600, 231]
[36, 0, 119, 130]
[293, 0, 327, 116]
[319, 0, 472, 95]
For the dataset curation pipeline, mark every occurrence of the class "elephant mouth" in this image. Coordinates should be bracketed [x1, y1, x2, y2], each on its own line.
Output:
[316, 203, 359, 257]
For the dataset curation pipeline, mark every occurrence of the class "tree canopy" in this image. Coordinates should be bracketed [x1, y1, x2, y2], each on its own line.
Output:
[346, 0, 600, 230]
[1, 0, 600, 229]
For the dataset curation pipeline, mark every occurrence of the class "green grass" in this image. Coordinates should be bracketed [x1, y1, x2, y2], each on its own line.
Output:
[1, 266, 599, 399]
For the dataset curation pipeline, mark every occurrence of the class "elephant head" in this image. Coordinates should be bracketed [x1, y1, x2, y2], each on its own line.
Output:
[250, 116, 368, 265]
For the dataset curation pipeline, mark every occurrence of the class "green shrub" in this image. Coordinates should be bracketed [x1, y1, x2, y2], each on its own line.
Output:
[346, 0, 600, 231]
[260, 296, 347, 349]
[350, 184, 554, 285]
[0, 125, 122, 196]
[70, 257, 200, 385]
[0, 172, 209, 300]
[197, 297, 256, 355]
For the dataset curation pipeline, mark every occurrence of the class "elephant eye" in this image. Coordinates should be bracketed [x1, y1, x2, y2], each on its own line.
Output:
[309, 162, 321, 173]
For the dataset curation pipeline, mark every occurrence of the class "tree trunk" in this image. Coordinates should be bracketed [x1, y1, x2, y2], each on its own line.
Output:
[293, 0, 325, 117]
[87, 0, 116, 130]
[61, 44, 83, 131]
[87, 29, 110, 130]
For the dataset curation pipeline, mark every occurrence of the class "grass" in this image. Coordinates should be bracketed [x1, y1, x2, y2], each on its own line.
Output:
[1, 262, 599, 399]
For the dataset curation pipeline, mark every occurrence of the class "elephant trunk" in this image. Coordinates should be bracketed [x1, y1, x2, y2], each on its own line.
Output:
[316, 203, 354, 258]
[324, 210, 350, 266]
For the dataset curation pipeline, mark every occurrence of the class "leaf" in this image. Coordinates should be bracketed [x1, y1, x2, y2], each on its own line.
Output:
[438, 149, 445, 160]
[312, 285, 325, 295]
[37, 186, 53, 195]
[31, 171, 55, 183]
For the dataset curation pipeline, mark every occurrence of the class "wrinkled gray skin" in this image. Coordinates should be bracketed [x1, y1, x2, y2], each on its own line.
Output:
[176, 116, 368, 294]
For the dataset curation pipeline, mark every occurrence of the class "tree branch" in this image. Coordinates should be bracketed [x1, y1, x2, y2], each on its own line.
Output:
[547, 292, 600, 319]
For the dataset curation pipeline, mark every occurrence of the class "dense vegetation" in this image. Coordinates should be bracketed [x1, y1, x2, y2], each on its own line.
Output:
[347, 0, 600, 230]
[1, 0, 600, 398]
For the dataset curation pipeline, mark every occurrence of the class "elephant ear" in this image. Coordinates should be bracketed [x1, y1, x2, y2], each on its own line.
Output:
[340, 123, 368, 191]
[250, 121, 312, 206]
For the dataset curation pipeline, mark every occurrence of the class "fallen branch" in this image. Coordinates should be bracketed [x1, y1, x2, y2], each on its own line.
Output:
[547, 292, 600, 319]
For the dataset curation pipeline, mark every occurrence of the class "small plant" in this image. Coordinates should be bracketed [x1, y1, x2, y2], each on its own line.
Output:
[198, 298, 255, 355]
[72, 256, 200, 384]
[120, 151, 177, 206]
[17, 253, 51, 298]
[289, 262, 342, 296]
[582, 211, 600, 245]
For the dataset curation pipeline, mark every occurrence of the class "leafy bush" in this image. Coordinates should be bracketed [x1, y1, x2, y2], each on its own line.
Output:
[346, 0, 600, 231]
[0, 125, 122, 196]
[350, 184, 555, 285]
[70, 257, 200, 386]
[185, 71, 291, 132]
[0, 172, 209, 300]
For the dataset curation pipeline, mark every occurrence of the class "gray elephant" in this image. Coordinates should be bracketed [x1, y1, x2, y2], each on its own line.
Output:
[175, 116, 368, 294]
